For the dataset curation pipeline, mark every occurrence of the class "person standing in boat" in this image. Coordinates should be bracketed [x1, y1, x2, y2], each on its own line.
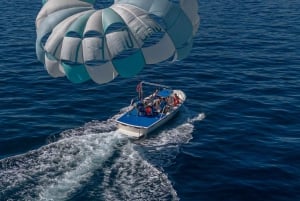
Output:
[153, 97, 161, 112]
[173, 93, 181, 106]
[136, 101, 145, 116]
[160, 98, 168, 113]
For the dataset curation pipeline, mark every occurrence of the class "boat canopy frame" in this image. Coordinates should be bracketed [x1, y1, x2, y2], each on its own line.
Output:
[140, 81, 172, 90]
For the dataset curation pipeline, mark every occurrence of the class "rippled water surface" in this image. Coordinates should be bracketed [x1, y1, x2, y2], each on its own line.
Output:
[1, 0, 300, 200]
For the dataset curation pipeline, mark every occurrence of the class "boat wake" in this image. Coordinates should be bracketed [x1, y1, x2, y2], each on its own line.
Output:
[0, 111, 205, 201]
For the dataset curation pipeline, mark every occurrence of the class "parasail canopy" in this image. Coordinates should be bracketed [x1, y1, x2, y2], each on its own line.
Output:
[36, 0, 200, 84]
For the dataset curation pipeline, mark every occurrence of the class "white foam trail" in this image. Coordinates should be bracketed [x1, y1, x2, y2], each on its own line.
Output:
[0, 119, 120, 200]
[101, 143, 179, 201]
[188, 112, 206, 123]
[0, 112, 205, 200]
[39, 131, 125, 201]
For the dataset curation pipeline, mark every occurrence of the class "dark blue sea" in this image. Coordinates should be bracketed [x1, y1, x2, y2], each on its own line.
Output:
[1, 0, 300, 200]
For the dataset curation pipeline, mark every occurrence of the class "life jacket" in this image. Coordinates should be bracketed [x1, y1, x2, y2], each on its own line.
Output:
[145, 106, 153, 116]
[173, 96, 180, 106]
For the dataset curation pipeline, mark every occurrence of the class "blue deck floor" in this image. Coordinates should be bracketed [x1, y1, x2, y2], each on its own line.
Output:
[117, 109, 165, 127]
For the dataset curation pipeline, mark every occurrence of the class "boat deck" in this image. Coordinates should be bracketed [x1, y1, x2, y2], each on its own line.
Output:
[117, 109, 165, 128]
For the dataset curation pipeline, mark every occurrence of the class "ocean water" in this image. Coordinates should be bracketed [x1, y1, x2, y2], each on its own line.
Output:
[1, 0, 300, 200]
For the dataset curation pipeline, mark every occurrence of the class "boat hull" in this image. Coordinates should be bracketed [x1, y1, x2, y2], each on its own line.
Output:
[116, 106, 180, 138]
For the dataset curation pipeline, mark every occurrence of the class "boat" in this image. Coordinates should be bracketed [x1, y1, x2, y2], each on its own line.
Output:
[115, 81, 186, 138]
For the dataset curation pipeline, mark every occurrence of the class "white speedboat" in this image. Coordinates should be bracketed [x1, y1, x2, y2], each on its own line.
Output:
[115, 81, 186, 138]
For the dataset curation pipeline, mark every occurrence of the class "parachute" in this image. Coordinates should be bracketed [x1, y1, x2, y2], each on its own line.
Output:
[36, 0, 200, 84]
